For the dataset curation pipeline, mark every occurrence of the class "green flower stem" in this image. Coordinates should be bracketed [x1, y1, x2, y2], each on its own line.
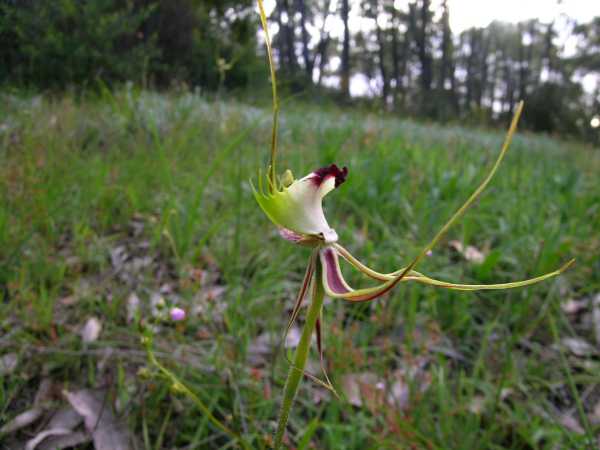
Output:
[143, 335, 251, 450]
[257, 0, 279, 191]
[274, 257, 324, 449]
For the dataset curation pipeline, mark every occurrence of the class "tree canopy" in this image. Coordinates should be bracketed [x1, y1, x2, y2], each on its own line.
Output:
[1, 0, 598, 140]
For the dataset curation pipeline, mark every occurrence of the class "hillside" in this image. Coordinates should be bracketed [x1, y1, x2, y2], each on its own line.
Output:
[1, 90, 599, 449]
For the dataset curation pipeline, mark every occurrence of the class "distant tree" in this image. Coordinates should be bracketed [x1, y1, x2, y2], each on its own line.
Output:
[437, 0, 454, 94]
[297, 0, 313, 80]
[313, 0, 334, 86]
[340, 0, 351, 97]
[362, 0, 389, 107]
[573, 17, 600, 73]
[276, 0, 298, 77]
[523, 81, 586, 135]
[0, 0, 158, 87]
[389, 1, 410, 109]
[0, 0, 260, 90]
[1, 0, 598, 141]
[406, 0, 434, 114]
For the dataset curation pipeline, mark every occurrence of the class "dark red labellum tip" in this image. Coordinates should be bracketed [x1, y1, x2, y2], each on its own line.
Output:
[313, 164, 349, 188]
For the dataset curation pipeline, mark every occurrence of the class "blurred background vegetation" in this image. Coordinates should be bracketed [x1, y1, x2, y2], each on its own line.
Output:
[1, 0, 599, 141]
[2, 2, 600, 449]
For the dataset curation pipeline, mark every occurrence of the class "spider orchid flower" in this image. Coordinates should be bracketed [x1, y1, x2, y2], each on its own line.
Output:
[253, 151, 574, 364]
[252, 109, 574, 309]
[252, 164, 348, 245]
[253, 2, 573, 447]
[252, 103, 574, 450]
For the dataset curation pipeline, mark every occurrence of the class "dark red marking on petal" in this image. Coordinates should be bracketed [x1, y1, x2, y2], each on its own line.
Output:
[322, 245, 408, 303]
[342, 269, 407, 303]
[322, 247, 351, 294]
[312, 164, 348, 188]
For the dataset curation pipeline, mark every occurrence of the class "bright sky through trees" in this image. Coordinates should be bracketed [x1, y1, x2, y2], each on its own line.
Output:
[258, 0, 600, 95]
[260, 0, 600, 34]
[447, 0, 600, 33]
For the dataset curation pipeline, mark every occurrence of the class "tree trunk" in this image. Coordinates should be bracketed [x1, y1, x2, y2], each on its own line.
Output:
[478, 31, 490, 108]
[438, 0, 451, 91]
[505, 61, 515, 117]
[465, 32, 474, 110]
[517, 23, 529, 100]
[418, 0, 432, 92]
[376, 22, 389, 107]
[316, 36, 330, 86]
[391, 5, 401, 106]
[340, 0, 350, 97]
[296, 0, 312, 80]
[312, 0, 333, 86]
[280, 0, 297, 75]
[488, 49, 499, 114]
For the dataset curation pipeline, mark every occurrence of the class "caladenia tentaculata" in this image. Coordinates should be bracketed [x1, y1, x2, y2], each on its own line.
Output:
[254, 2, 574, 449]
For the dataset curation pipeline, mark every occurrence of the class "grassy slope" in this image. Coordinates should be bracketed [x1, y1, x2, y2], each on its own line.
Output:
[1, 89, 599, 449]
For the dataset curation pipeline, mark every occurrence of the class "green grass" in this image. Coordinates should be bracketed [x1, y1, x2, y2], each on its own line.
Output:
[1, 87, 600, 449]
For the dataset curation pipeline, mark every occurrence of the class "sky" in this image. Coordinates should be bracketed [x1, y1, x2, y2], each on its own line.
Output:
[446, 0, 600, 33]
[259, 1, 600, 32]
[445, 0, 600, 95]
[260, 0, 600, 43]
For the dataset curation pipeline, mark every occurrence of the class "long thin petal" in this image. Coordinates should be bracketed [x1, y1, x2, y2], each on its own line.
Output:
[334, 243, 574, 292]
[315, 314, 337, 397]
[381, 103, 525, 284]
[283, 250, 317, 340]
[411, 259, 575, 291]
[280, 250, 338, 395]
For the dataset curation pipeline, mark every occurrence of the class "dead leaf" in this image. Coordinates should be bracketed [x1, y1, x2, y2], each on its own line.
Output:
[26, 429, 72, 450]
[195, 327, 212, 339]
[247, 329, 302, 367]
[126, 292, 140, 323]
[561, 298, 588, 315]
[559, 413, 584, 434]
[131, 256, 153, 273]
[0, 352, 18, 375]
[500, 388, 514, 401]
[468, 396, 486, 415]
[590, 400, 600, 425]
[59, 295, 78, 306]
[341, 362, 432, 414]
[341, 372, 384, 409]
[205, 285, 227, 302]
[247, 333, 273, 366]
[47, 406, 84, 430]
[592, 293, 600, 347]
[80, 317, 102, 343]
[386, 379, 410, 410]
[284, 327, 301, 349]
[0, 407, 45, 435]
[0, 379, 54, 435]
[63, 389, 130, 450]
[38, 431, 91, 450]
[448, 240, 486, 264]
[24, 406, 84, 450]
[561, 337, 597, 357]
[96, 348, 114, 373]
[110, 245, 127, 271]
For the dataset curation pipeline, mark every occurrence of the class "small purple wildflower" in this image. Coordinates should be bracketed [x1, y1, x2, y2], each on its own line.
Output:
[170, 307, 186, 322]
